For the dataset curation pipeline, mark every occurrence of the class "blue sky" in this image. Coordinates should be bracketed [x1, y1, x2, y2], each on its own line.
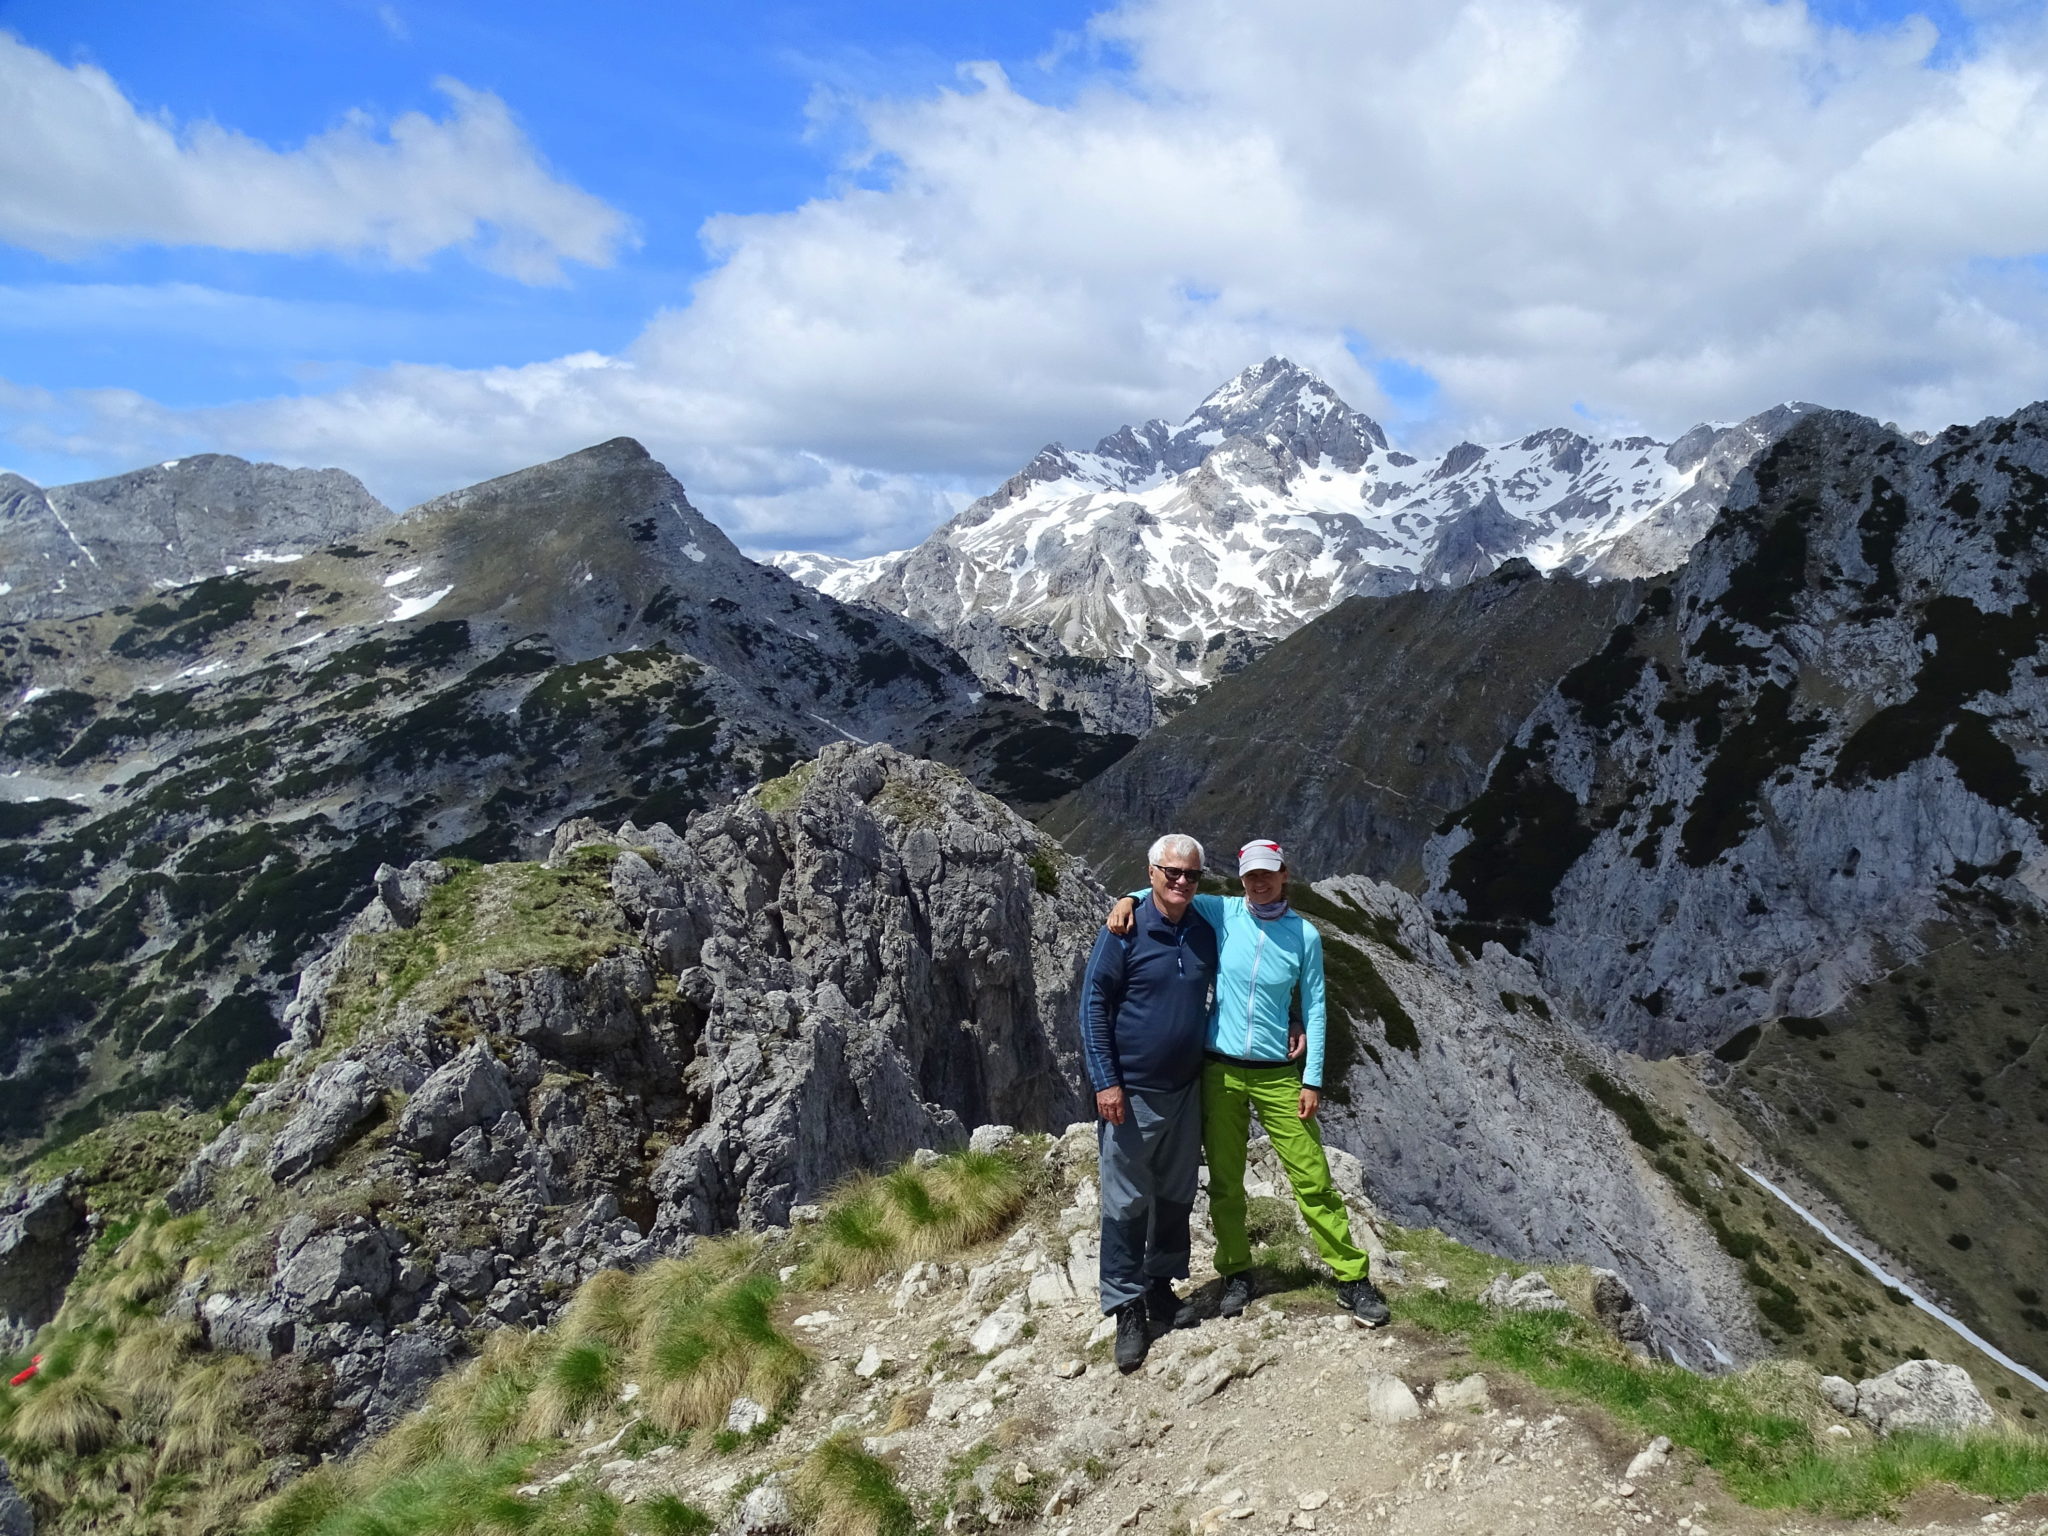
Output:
[0, 1, 1111, 404]
[4, 0, 2047, 553]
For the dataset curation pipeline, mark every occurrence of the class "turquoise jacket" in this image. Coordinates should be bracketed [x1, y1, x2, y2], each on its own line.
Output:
[1129, 892, 1328, 1088]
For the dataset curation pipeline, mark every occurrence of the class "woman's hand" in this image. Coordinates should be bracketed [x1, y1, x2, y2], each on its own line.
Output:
[1298, 1086, 1320, 1120]
[1107, 896, 1137, 936]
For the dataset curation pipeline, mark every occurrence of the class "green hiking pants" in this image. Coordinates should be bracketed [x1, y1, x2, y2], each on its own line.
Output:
[1202, 1058, 1369, 1283]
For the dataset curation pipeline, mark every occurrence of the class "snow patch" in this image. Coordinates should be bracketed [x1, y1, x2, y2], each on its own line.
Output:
[382, 566, 423, 588]
[682, 542, 706, 563]
[389, 585, 454, 622]
[1742, 1166, 2048, 1393]
[20, 686, 49, 704]
[241, 548, 304, 565]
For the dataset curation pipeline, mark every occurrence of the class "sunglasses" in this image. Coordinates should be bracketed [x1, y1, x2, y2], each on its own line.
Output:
[1151, 863, 1201, 884]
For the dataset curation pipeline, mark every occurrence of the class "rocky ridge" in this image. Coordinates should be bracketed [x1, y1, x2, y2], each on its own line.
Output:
[0, 441, 1129, 1147]
[0, 455, 391, 623]
[773, 360, 1811, 729]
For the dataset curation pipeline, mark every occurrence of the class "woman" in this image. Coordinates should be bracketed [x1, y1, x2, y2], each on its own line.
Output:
[1110, 837, 1388, 1325]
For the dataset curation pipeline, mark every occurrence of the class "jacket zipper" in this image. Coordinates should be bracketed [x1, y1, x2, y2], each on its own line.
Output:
[1242, 924, 1267, 1055]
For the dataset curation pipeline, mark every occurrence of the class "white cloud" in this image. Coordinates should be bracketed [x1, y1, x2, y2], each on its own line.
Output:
[0, 32, 629, 280]
[12, 0, 2048, 553]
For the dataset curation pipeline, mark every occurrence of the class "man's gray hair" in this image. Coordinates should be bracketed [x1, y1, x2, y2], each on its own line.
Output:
[1147, 833, 1204, 869]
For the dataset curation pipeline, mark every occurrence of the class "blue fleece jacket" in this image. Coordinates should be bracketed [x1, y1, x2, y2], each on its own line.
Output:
[1126, 891, 1329, 1088]
[1080, 896, 1218, 1093]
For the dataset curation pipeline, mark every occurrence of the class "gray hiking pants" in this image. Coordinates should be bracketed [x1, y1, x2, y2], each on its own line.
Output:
[1096, 1081, 1201, 1312]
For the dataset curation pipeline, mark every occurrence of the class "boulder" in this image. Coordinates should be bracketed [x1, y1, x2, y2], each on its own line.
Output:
[1624, 1435, 1672, 1480]
[1479, 1272, 1568, 1313]
[1590, 1268, 1654, 1352]
[395, 1043, 518, 1157]
[268, 1059, 383, 1182]
[1365, 1374, 1422, 1424]
[1854, 1359, 1995, 1437]
[1817, 1374, 1859, 1416]
[969, 1124, 1018, 1155]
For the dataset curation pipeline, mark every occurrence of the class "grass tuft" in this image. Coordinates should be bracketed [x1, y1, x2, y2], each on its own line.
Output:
[800, 1150, 1026, 1286]
[790, 1433, 918, 1536]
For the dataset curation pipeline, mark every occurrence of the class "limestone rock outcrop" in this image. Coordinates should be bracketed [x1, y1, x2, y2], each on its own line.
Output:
[154, 742, 1102, 1448]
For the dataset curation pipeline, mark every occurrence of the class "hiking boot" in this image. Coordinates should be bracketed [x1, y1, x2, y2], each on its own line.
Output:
[1338, 1277, 1391, 1327]
[1113, 1299, 1151, 1373]
[1218, 1271, 1254, 1319]
[1147, 1278, 1197, 1330]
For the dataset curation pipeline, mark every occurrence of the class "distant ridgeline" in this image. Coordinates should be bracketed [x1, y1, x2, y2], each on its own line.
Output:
[0, 440, 1130, 1148]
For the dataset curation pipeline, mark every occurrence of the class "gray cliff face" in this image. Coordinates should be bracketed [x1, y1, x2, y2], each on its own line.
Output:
[157, 744, 1100, 1444]
[1425, 403, 2048, 1057]
[0, 440, 1128, 1148]
[1042, 561, 1645, 893]
[1302, 877, 1763, 1369]
[0, 456, 391, 622]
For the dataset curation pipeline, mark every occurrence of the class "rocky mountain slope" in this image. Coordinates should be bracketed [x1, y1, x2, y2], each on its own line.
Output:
[5, 743, 2043, 1534]
[1040, 560, 1646, 892]
[0, 745, 1792, 1452]
[1422, 402, 2048, 1377]
[0, 441, 1130, 1148]
[0, 455, 391, 622]
[773, 359, 1810, 729]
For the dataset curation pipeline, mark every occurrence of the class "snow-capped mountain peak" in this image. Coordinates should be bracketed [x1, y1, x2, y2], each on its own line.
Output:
[769, 363, 1814, 732]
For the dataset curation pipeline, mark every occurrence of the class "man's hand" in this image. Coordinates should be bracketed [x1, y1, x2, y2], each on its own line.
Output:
[1298, 1086, 1320, 1120]
[1107, 896, 1137, 937]
[1287, 1026, 1305, 1061]
[1096, 1086, 1128, 1125]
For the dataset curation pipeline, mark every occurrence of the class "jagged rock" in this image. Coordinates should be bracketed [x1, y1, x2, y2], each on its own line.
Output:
[0, 1179, 87, 1351]
[275, 1218, 393, 1323]
[969, 1124, 1018, 1155]
[395, 1043, 518, 1157]
[202, 1293, 296, 1359]
[970, 1306, 1028, 1357]
[1854, 1359, 1995, 1437]
[268, 1060, 383, 1182]
[1591, 1269, 1655, 1353]
[1479, 1272, 1568, 1313]
[1818, 1374, 1859, 1416]
[1, 439, 1128, 1151]
[1365, 1375, 1422, 1424]
[0, 1455, 34, 1536]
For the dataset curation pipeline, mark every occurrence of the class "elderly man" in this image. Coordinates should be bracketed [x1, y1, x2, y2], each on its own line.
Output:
[1081, 832, 1218, 1372]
